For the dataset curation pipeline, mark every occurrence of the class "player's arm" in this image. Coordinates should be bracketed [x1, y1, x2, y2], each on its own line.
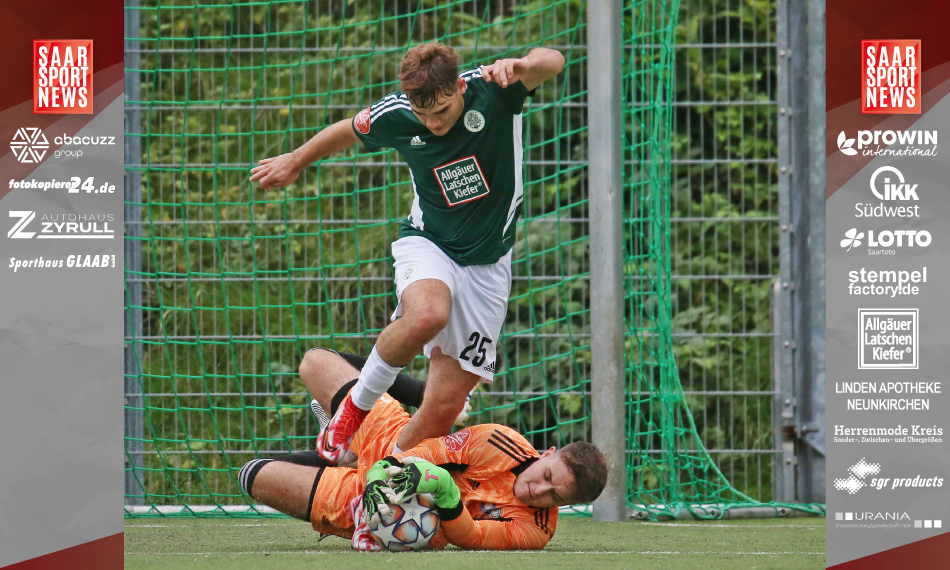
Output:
[248, 118, 359, 189]
[441, 509, 551, 550]
[480, 48, 565, 91]
[388, 458, 549, 550]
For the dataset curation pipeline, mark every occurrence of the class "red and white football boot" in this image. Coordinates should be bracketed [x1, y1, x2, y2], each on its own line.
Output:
[316, 395, 369, 463]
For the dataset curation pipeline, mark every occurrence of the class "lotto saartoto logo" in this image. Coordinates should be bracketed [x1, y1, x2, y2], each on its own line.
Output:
[11, 128, 49, 163]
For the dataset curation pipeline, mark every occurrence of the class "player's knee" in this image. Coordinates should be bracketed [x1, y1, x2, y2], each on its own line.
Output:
[421, 394, 466, 430]
[299, 348, 333, 384]
[406, 305, 450, 343]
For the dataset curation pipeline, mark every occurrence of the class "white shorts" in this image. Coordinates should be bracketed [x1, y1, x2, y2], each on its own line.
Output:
[391, 236, 511, 381]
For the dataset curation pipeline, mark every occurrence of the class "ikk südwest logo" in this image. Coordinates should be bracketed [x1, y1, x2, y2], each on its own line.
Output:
[862, 40, 920, 114]
[33, 40, 93, 114]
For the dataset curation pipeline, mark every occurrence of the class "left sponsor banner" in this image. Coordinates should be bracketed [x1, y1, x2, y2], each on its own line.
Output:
[0, 8, 124, 569]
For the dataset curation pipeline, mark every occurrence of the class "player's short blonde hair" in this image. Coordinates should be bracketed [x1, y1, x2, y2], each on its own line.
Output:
[559, 442, 608, 504]
[399, 41, 460, 108]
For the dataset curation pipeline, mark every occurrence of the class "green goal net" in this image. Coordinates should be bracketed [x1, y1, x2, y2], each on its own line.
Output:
[124, 0, 818, 520]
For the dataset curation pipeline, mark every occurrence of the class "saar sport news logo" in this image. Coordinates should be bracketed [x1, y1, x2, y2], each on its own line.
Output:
[7, 211, 115, 239]
[34, 40, 92, 114]
[862, 40, 920, 114]
[834, 457, 943, 495]
[837, 129, 937, 157]
[10, 127, 116, 163]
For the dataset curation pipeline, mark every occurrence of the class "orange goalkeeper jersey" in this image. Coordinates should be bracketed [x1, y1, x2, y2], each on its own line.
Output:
[393, 424, 558, 550]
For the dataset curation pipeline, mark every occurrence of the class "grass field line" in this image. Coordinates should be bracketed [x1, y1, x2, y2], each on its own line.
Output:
[126, 550, 824, 556]
[644, 523, 824, 528]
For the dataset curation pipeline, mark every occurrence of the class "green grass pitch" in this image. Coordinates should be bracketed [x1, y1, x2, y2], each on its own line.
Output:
[125, 516, 825, 569]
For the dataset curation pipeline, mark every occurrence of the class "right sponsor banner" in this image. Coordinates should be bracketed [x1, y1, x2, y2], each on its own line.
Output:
[827, 2, 950, 567]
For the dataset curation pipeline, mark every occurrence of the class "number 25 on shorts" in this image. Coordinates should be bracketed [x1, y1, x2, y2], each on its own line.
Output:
[459, 332, 492, 367]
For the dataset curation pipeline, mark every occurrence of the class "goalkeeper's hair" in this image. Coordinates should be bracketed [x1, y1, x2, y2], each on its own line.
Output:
[399, 41, 460, 108]
[559, 442, 608, 504]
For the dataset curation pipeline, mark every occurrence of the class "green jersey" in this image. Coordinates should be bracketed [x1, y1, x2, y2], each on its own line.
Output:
[352, 67, 534, 266]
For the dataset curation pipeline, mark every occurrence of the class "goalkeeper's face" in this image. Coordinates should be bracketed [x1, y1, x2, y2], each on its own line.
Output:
[409, 78, 467, 136]
[513, 448, 575, 508]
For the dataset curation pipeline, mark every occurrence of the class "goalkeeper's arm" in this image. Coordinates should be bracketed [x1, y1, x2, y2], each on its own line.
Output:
[389, 458, 550, 551]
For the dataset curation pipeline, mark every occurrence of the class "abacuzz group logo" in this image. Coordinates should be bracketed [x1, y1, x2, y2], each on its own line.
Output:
[11, 128, 49, 163]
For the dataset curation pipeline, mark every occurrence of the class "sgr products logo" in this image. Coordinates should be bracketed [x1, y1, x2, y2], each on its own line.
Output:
[7, 211, 115, 240]
[10, 128, 49, 163]
[862, 40, 920, 114]
[840, 227, 931, 255]
[834, 457, 942, 495]
[834, 458, 881, 495]
[859, 309, 917, 369]
[837, 130, 937, 157]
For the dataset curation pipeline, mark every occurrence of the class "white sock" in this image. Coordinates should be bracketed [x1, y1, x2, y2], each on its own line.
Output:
[392, 444, 404, 455]
[349, 347, 403, 411]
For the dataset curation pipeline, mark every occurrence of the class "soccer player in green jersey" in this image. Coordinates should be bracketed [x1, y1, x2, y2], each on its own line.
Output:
[250, 42, 565, 464]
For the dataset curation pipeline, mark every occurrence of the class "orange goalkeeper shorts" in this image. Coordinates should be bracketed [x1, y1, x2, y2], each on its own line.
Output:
[309, 394, 410, 535]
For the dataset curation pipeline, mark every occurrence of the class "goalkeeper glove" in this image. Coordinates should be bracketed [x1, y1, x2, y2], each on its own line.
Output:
[362, 457, 402, 524]
[388, 457, 461, 512]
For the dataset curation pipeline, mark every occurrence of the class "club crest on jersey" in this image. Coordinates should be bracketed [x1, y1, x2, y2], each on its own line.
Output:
[355, 107, 371, 134]
[433, 156, 490, 207]
[443, 428, 471, 452]
[464, 110, 485, 132]
[480, 502, 503, 519]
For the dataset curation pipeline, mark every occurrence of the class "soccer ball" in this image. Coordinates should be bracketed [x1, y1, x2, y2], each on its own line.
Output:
[367, 493, 440, 551]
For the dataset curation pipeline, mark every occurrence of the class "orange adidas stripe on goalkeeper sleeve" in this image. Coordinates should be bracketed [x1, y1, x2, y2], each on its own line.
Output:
[439, 504, 552, 550]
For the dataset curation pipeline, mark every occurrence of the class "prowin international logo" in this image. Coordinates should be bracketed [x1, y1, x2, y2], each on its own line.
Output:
[10, 128, 49, 163]
[837, 129, 937, 157]
[837, 132, 858, 155]
[7, 211, 115, 239]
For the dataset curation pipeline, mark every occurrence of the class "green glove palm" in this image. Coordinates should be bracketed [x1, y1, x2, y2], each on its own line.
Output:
[388, 457, 461, 509]
[362, 459, 402, 524]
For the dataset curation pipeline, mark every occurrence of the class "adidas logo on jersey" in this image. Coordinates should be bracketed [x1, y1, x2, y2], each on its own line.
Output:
[410, 135, 426, 146]
[483, 361, 495, 373]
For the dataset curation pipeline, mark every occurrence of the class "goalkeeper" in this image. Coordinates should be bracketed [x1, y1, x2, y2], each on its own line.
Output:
[249, 41, 565, 466]
[239, 348, 607, 551]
